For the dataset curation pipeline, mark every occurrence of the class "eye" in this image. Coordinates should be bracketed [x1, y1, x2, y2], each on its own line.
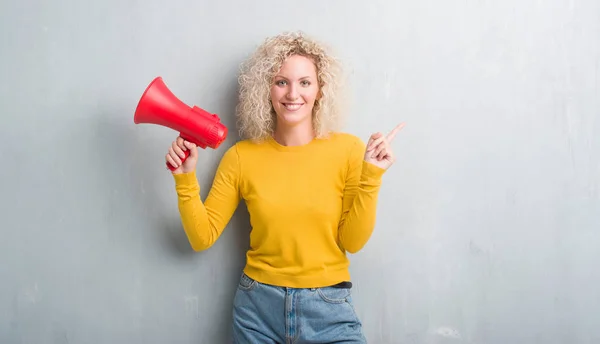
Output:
[275, 80, 287, 86]
[300, 80, 311, 86]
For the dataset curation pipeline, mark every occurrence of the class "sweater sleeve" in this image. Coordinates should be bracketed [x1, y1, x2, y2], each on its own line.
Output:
[337, 138, 386, 253]
[172, 145, 242, 251]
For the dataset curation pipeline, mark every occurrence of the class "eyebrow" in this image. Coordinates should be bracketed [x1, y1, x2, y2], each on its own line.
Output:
[274, 75, 313, 80]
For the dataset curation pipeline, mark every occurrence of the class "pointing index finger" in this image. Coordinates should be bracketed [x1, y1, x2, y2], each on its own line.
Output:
[386, 123, 406, 141]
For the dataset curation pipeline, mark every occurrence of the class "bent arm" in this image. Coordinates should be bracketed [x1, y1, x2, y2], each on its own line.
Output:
[338, 139, 386, 253]
[173, 145, 241, 251]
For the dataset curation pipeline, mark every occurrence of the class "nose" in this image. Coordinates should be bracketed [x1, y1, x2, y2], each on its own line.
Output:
[286, 84, 299, 100]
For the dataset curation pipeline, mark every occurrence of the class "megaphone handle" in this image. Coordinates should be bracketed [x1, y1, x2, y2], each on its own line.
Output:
[166, 149, 191, 171]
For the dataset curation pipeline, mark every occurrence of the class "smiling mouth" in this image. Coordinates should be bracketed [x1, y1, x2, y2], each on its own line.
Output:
[282, 103, 304, 111]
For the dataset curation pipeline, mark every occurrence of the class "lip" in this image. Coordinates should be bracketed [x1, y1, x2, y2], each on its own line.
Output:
[282, 103, 304, 111]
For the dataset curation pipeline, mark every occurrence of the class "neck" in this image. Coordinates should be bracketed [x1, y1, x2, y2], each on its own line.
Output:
[273, 121, 315, 146]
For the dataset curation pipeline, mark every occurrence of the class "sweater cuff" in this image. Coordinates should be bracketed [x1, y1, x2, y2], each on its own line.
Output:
[361, 161, 386, 186]
[173, 171, 199, 187]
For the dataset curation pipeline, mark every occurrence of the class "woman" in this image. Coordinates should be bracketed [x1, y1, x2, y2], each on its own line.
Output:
[165, 31, 404, 343]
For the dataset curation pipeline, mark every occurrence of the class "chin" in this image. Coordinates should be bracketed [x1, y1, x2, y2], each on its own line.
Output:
[278, 112, 311, 126]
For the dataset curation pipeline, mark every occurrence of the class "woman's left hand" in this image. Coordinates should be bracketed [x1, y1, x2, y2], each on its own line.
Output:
[364, 123, 405, 170]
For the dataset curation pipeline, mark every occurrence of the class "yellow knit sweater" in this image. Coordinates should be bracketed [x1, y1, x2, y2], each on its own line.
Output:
[173, 132, 385, 288]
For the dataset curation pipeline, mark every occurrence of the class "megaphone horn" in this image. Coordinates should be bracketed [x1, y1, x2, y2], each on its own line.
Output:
[134, 77, 228, 171]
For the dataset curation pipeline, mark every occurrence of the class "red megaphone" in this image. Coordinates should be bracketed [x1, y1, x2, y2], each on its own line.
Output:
[133, 76, 228, 171]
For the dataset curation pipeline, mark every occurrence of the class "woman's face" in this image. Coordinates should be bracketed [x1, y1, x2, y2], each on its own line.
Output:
[270, 54, 320, 129]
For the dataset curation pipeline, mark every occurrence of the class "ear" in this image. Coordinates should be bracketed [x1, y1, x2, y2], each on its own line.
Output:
[316, 87, 323, 100]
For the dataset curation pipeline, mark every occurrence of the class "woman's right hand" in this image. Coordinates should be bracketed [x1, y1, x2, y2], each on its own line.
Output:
[166, 136, 198, 174]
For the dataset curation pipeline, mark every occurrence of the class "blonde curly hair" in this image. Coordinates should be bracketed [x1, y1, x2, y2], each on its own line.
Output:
[235, 31, 346, 141]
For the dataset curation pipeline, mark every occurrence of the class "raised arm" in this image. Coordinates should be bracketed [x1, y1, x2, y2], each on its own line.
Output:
[338, 124, 405, 253]
[337, 138, 385, 253]
[170, 141, 242, 251]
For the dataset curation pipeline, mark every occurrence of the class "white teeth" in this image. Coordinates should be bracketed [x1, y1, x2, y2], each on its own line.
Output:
[283, 103, 302, 111]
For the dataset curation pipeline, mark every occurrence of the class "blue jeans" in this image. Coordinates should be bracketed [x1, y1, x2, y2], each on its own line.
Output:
[232, 273, 367, 343]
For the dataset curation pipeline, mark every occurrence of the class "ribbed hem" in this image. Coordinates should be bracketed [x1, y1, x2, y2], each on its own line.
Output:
[173, 171, 199, 186]
[361, 161, 386, 185]
[243, 264, 352, 289]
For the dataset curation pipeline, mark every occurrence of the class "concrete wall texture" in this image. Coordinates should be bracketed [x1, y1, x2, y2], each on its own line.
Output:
[1, 0, 599, 343]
